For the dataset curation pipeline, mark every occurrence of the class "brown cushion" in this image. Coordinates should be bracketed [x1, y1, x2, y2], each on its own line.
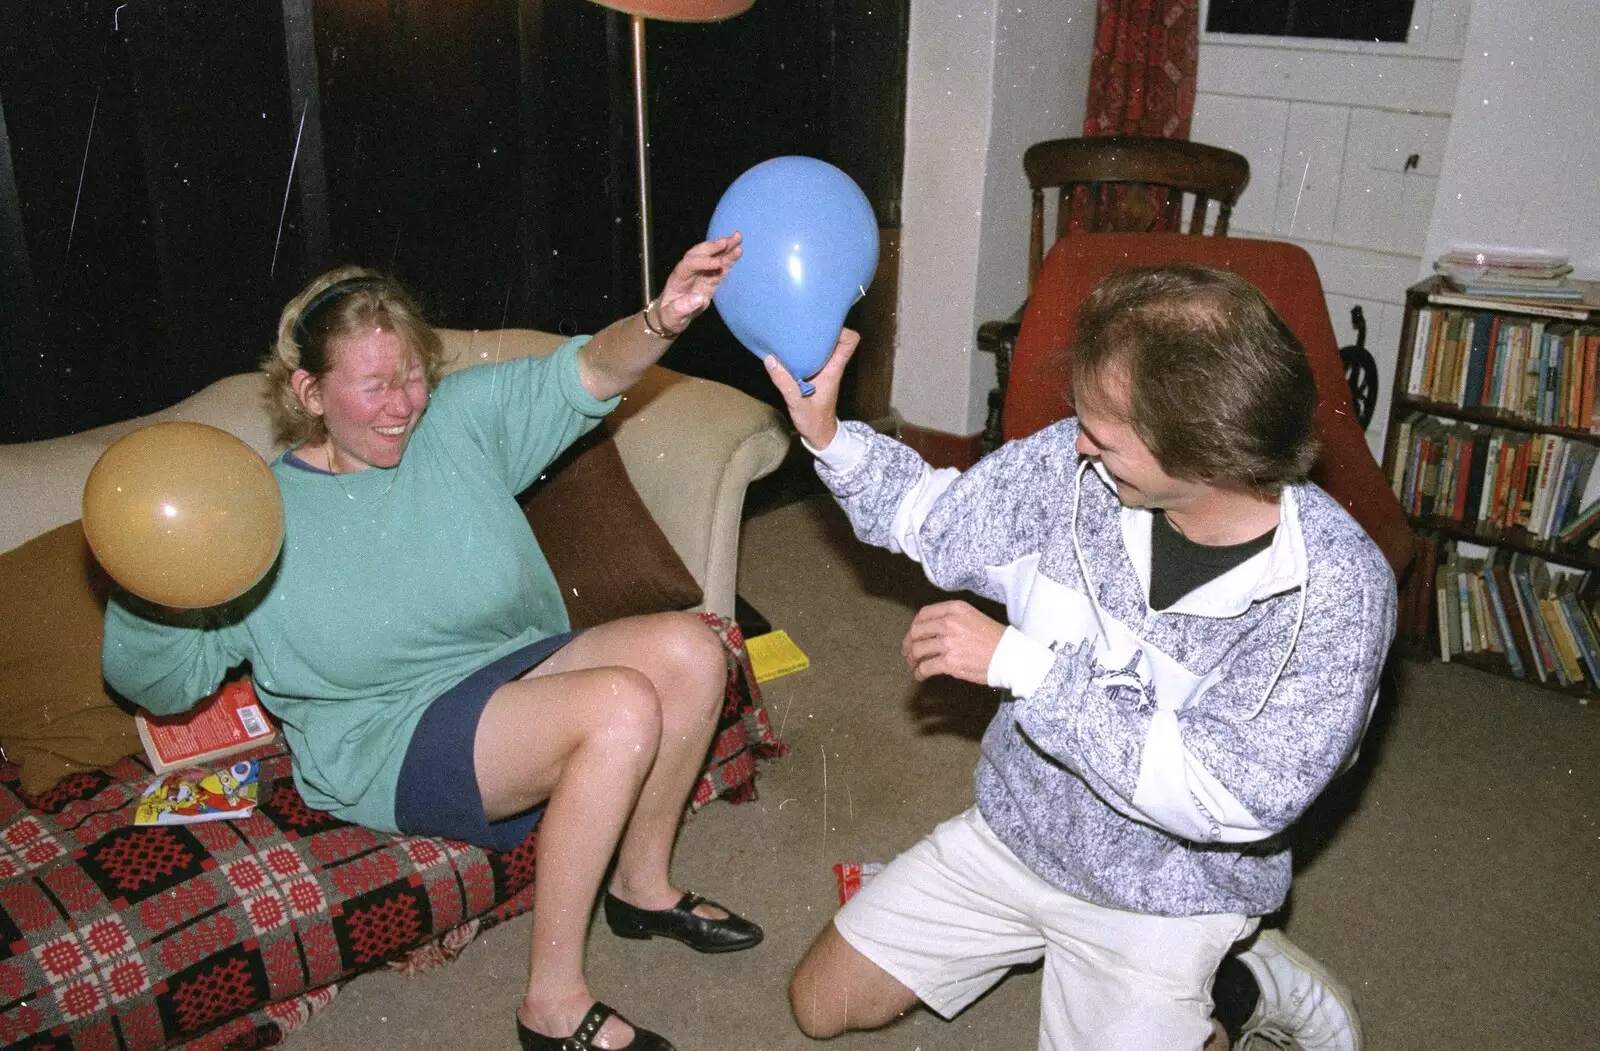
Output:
[0, 522, 140, 794]
[520, 427, 702, 629]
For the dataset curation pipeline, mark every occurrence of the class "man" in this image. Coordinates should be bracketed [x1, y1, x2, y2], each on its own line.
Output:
[763, 264, 1393, 1050]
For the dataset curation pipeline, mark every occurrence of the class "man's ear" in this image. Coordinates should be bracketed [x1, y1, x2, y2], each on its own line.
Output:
[291, 368, 324, 418]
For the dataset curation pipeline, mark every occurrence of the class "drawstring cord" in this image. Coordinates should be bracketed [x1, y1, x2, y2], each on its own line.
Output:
[1070, 455, 1306, 721]
[1247, 581, 1306, 720]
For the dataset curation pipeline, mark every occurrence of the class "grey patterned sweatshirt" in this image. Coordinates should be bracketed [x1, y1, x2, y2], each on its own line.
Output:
[814, 418, 1395, 918]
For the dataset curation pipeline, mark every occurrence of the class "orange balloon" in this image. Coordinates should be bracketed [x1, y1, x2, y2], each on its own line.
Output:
[82, 422, 285, 608]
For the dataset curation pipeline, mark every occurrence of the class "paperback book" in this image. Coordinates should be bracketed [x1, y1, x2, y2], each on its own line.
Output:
[136, 678, 277, 774]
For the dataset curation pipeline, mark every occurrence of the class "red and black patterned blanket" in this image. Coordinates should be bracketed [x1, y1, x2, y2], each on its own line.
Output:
[0, 615, 782, 1051]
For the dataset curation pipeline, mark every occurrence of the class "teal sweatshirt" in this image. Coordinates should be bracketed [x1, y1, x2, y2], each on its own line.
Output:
[102, 337, 617, 831]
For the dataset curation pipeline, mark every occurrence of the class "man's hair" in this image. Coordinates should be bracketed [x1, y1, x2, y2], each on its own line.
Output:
[1068, 263, 1320, 495]
[261, 266, 445, 448]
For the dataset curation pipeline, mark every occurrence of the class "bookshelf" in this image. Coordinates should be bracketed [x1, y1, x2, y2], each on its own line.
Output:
[1383, 276, 1600, 699]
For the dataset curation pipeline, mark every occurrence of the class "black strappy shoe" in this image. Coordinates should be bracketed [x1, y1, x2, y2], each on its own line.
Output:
[603, 890, 763, 953]
[516, 1001, 674, 1051]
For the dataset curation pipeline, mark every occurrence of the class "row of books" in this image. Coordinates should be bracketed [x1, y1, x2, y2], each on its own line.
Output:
[1428, 542, 1600, 688]
[1388, 413, 1600, 543]
[1404, 307, 1600, 427]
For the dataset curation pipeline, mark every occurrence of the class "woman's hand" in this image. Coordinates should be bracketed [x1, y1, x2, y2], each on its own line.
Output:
[654, 232, 743, 335]
[579, 233, 743, 400]
[763, 329, 858, 450]
[902, 600, 1007, 684]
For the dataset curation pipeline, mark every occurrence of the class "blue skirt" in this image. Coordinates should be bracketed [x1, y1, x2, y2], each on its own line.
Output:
[393, 632, 578, 852]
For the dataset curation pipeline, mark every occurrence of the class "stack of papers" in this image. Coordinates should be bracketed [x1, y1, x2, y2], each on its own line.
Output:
[1435, 246, 1580, 299]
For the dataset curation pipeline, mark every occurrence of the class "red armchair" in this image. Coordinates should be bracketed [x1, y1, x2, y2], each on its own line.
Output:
[1000, 232, 1414, 578]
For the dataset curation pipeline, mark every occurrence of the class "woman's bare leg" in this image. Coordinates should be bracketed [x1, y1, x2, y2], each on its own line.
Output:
[471, 612, 727, 1045]
[475, 664, 662, 1046]
[527, 612, 727, 912]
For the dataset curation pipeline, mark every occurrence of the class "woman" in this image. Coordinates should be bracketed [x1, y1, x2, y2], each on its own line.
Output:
[103, 235, 755, 1051]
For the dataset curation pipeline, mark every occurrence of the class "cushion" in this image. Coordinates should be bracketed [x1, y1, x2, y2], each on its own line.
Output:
[0, 521, 140, 794]
[520, 427, 703, 629]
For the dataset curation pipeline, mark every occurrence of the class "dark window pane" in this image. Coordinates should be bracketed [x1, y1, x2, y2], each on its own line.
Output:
[1206, 0, 1414, 44]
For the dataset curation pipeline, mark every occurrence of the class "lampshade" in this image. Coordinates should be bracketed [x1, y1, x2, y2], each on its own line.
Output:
[587, 0, 752, 22]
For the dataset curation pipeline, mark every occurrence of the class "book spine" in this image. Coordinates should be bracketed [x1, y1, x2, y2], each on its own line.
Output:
[1476, 433, 1501, 525]
[1392, 413, 1420, 499]
[1484, 556, 1528, 678]
[1407, 309, 1435, 396]
[1509, 556, 1554, 682]
[1567, 597, 1600, 686]
[1435, 559, 1454, 661]
[1541, 595, 1582, 685]
[1556, 596, 1600, 687]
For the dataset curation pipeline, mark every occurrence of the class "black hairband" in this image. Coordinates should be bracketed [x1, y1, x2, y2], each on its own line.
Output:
[293, 276, 387, 345]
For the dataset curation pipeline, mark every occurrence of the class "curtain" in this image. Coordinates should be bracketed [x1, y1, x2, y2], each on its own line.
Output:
[1084, 0, 1199, 138]
[1072, 0, 1200, 231]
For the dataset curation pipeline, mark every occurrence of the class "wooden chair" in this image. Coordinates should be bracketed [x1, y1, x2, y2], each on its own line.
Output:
[979, 136, 1251, 451]
[1021, 136, 1251, 289]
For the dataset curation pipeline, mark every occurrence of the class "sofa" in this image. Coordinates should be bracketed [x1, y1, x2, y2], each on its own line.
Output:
[0, 329, 791, 1049]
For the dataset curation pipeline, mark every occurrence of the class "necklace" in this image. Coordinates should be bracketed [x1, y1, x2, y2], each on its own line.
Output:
[316, 442, 398, 501]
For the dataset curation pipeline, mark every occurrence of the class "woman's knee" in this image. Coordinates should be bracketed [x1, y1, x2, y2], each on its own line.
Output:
[654, 613, 726, 703]
[583, 667, 664, 758]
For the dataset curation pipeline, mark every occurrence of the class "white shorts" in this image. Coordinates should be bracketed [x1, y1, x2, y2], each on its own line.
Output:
[833, 807, 1256, 1051]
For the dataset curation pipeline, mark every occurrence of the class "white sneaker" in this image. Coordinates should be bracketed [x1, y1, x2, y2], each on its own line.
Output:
[1234, 929, 1362, 1051]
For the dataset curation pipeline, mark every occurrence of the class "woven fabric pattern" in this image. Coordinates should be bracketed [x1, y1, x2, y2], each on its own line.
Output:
[0, 614, 780, 1050]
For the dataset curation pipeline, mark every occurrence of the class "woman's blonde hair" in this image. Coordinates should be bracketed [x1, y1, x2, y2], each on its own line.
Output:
[261, 266, 446, 447]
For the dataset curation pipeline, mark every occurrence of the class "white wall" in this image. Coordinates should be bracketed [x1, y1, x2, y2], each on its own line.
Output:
[893, 0, 1599, 445]
[1190, 0, 1472, 458]
[893, 0, 1095, 436]
[1424, 0, 1600, 279]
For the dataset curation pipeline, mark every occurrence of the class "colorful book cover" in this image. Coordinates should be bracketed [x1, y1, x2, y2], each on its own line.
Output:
[135, 759, 260, 826]
[136, 678, 276, 774]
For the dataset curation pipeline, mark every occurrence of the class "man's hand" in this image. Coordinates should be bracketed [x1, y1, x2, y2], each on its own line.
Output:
[764, 328, 858, 450]
[902, 601, 1006, 685]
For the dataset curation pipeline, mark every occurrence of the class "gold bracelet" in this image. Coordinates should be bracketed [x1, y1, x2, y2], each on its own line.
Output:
[641, 296, 678, 340]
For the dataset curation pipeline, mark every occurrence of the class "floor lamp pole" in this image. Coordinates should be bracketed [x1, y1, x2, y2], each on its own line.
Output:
[628, 13, 654, 308]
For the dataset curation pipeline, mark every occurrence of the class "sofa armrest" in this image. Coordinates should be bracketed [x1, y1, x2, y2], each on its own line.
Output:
[0, 374, 275, 556]
[610, 365, 789, 620]
[435, 329, 789, 616]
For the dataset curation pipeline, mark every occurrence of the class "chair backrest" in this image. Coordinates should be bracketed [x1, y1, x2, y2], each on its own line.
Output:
[1001, 232, 1413, 578]
[1023, 136, 1250, 291]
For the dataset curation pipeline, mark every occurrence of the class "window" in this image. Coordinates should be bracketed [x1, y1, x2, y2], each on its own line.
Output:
[1205, 0, 1415, 44]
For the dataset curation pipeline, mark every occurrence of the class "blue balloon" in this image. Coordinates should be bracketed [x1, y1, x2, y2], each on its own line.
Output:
[708, 157, 878, 395]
